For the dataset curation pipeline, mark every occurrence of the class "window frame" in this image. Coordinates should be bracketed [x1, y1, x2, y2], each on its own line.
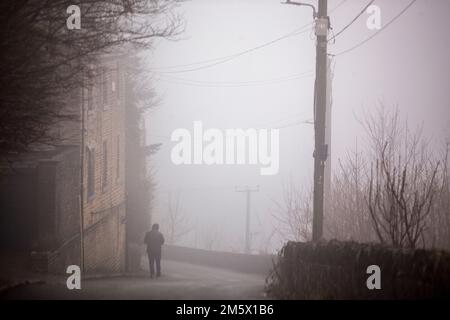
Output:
[102, 140, 109, 192]
[86, 147, 95, 201]
[116, 135, 121, 184]
[101, 67, 109, 110]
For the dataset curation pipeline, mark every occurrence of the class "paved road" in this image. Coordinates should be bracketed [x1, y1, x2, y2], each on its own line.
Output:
[1, 260, 268, 300]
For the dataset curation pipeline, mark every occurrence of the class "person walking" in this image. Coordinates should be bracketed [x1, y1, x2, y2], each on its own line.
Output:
[144, 223, 165, 278]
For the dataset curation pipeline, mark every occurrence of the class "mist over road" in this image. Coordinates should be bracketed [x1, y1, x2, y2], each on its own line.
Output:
[1, 260, 268, 300]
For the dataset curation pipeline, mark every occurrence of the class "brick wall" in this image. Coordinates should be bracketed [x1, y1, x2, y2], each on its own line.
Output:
[267, 240, 450, 299]
[0, 146, 81, 274]
[81, 56, 127, 273]
[1, 56, 128, 275]
[1, 55, 128, 275]
[0, 167, 38, 250]
[30, 235, 81, 274]
[36, 146, 82, 273]
[83, 203, 126, 273]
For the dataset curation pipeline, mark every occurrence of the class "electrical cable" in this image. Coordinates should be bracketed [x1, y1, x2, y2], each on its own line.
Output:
[157, 70, 314, 87]
[332, 0, 417, 56]
[151, 0, 350, 74]
[328, 0, 376, 42]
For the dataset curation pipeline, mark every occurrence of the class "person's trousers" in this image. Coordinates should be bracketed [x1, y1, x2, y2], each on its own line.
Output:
[147, 251, 161, 277]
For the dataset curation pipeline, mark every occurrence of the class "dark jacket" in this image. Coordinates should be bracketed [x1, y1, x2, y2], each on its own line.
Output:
[144, 230, 165, 254]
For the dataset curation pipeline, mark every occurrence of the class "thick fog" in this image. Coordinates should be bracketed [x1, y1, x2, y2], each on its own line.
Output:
[144, 0, 450, 253]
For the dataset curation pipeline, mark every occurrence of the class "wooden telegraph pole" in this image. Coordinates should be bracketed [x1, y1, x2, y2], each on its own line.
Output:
[312, 0, 329, 241]
[284, 0, 329, 241]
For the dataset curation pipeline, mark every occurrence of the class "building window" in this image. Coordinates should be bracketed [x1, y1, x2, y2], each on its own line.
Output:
[102, 141, 108, 191]
[116, 66, 121, 100]
[87, 86, 94, 111]
[87, 147, 95, 200]
[116, 135, 120, 182]
[101, 68, 109, 107]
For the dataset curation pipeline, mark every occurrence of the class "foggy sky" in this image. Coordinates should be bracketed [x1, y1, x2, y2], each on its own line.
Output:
[144, 0, 450, 253]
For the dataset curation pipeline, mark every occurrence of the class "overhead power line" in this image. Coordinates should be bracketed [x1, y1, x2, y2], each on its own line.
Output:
[157, 70, 314, 87]
[332, 0, 350, 12]
[329, 0, 376, 42]
[332, 0, 417, 56]
[157, 26, 313, 74]
[151, 0, 350, 74]
[153, 27, 310, 71]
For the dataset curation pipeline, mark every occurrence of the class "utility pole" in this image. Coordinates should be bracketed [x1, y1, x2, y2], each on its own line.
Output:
[312, 0, 329, 242]
[284, 0, 330, 241]
[235, 185, 259, 254]
[324, 56, 333, 233]
[79, 71, 85, 273]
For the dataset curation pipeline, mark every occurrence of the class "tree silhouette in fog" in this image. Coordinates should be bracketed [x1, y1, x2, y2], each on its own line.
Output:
[0, 0, 183, 155]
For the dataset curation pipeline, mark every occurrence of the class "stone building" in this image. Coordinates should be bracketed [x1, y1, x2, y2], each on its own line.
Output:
[79, 55, 127, 273]
[0, 54, 128, 274]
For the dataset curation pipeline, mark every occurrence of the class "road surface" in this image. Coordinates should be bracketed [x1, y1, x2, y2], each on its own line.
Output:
[1, 259, 269, 300]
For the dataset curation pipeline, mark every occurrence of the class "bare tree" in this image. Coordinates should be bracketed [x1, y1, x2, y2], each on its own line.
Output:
[0, 0, 183, 155]
[126, 55, 162, 244]
[271, 179, 312, 242]
[258, 229, 277, 254]
[164, 191, 192, 245]
[281, 104, 447, 249]
[271, 106, 446, 250]
[364, 106, 440, 248]
[326, 144, 374, 242]
[425, 141, 450, 250]
[199, 223, 223, 251]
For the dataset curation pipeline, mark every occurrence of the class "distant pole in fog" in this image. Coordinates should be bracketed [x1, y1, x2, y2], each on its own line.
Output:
[235, 185, 259, 254]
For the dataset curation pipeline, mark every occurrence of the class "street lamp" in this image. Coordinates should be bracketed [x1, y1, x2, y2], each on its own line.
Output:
[282, 0, 317, 19]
